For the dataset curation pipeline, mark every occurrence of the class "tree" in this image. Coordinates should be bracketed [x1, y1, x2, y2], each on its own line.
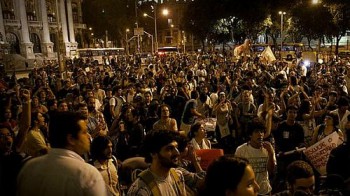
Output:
[291, 1, 334, 50]
[320, 0, 350, 54]
[182, 0, 270, 50]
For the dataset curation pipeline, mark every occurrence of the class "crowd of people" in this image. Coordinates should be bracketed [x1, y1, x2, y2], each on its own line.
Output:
[1, 51, 350, 195]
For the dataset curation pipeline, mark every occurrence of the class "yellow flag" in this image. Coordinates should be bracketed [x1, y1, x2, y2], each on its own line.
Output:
[261, 46, 276, 63]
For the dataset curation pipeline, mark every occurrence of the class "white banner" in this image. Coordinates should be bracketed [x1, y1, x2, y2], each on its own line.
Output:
[196, 118, 217, 132]
[261, 46, 276, 63]
[303, 132, 342, 175]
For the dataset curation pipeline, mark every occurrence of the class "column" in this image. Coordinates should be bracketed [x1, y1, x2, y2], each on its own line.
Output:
[0, 2, 9, 61]
[40, 0, 55, 58]
[0, 2, 7, 43]
[59, 0, 70, 57]
[18, 0, 35, 59]
[66, 0, 75, 42]
[66, 0, 77, 51]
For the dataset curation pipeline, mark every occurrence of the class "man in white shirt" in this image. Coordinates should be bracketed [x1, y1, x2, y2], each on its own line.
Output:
[17, 111, 107, 196]
[235, 122, 276, 195]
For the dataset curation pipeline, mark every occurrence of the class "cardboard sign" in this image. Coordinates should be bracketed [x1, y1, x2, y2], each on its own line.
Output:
[303, 132, 342, 175]
[196, 118, 217, 132]
[195, 149, 224, 170]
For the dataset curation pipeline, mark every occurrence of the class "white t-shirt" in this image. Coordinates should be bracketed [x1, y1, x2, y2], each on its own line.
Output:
[235, 143, 276, 195]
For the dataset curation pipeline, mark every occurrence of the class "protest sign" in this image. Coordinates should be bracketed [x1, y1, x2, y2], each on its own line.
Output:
[196, 118, 217, 132]
[303, 132, 342, 175]
[195, 149, 224, 170]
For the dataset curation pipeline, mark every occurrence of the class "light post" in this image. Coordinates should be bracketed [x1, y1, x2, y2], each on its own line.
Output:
[143, 13, 156, 53]
[182, 31, 186, 53]
[126, 28, 130, 55]
[144, 7, 169, 53]
[143, 31, 154, 54]
[88, 27, 93, 48]
[279, 11, 286, 54]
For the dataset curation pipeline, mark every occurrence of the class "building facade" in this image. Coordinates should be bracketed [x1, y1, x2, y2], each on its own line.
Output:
[0, 0, 86, 69]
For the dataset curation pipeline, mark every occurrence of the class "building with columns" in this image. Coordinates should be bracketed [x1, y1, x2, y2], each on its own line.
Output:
[0, 0, 86, 69]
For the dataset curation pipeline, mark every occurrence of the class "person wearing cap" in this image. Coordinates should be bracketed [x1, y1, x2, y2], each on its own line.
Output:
[235, 122, 276, 195]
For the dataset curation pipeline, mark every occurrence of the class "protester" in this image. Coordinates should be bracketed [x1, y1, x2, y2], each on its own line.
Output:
[17, 111, 107, 196]
[21, 111, 50, 157]
[0, 89, 31, 196]
[188, 122, 211, 150]
[327, 115, 350, 182]
[273, 160, 315, 196]
[127, 130, 186, 196]
[90, 136, 120, 196]
[153, 104, 178, 132]
[199, 155, 260, 196]
[0, 48, 349, 196]
[235, 122, 276, 195]
[311, 112, 343, 145]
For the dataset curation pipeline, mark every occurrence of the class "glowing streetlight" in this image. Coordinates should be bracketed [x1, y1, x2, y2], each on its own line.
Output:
[162, 9, 169, 16]
[279, 11, 286, 54]
[126, 28, 130, 55]
[144, 7, 170, 52]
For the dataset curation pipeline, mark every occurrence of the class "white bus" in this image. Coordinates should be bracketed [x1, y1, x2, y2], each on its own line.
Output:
[76, 48, 125, 64]
[157, 47, 180, 56]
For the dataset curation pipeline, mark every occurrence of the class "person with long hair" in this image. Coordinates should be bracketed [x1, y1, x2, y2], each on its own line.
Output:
[311, 112, 344, 145]
[200, 156, 259, 196]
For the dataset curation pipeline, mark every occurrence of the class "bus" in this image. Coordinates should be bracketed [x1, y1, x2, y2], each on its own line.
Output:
[157, 47, 180, 56]
[280, 43, 304, 61]
[75, 48, 125, 64]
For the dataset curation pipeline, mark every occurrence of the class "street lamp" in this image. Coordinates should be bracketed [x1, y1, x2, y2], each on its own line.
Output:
[279, 11, 286, 55]
[143, 12, 156, 53]
[162, 9, 169, 16]
[126, 28, 130, 55]
[144, 7, 169, 53]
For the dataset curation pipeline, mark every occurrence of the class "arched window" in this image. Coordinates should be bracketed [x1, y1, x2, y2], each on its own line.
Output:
[30, 33, 41, 53]
[6, 33, 20, 54]
[76, 34, 82, 48]
[50, 33, 57, 52]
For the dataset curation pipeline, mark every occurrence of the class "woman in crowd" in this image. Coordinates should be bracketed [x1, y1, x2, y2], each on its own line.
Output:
[212, 91, 234, 153]
[188, 122, 211, 150]
[31, 96, 48, 114]
[311, 112, 344, 145]
[200, 156, 260, 196]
